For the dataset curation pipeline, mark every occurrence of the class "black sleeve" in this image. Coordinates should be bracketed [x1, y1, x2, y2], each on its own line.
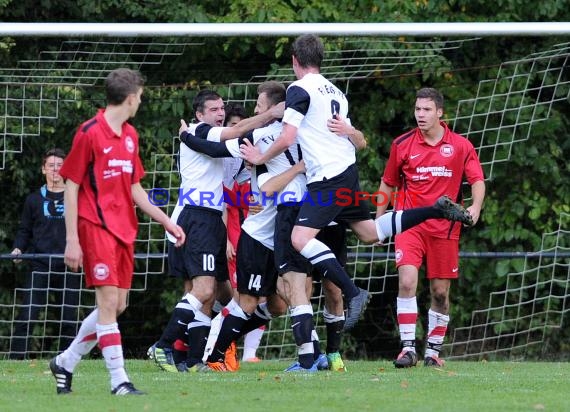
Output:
[286, 85, 311, 116]
[179, 131, 232, 158]
[237, 131, 255, 147]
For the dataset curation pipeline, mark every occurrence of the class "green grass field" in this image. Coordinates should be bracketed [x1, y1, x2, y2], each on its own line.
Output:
[1, 359, 568, 411]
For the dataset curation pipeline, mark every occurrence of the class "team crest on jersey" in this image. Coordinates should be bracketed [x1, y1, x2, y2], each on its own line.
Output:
[440, 144, 454, 157]
[93, 263, 110, 280]
[395, 249, 403, 263]
[125, 136, 135, 153]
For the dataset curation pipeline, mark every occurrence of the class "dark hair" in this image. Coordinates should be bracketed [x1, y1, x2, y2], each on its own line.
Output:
[257, 81, 286, 106]
[105, 68, 145, 105]
[193, 90, 223, 116]
[43, 148, 66, 165]
[223, 103, 247, 126]
[416, 87, 444, 109]
[292, 34, 324, 69]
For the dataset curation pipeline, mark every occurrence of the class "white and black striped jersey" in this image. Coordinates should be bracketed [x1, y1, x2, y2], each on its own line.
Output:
[176, 121, 226, 211]
[282, 72, 356, 184]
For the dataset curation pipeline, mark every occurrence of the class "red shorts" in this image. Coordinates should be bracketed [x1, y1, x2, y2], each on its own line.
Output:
[79, 218, 134, 289]
[394, 228, 460, 279]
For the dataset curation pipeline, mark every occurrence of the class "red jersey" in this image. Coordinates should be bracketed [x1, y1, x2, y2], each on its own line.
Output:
[60, 109, 145, 244]
[224, 180, 251, 247]
[382, 121, 484, 239]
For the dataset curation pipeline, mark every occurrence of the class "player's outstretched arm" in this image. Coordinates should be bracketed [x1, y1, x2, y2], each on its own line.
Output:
[220, 102, 285, 141]
[131, 183, 185, 247]
[260, 160, 306, 196]
[240, 122, 297, 165]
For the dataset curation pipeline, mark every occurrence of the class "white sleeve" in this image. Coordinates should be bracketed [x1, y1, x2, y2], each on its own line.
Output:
[225, 139, 241, 158]
[282, 107, 304, 128]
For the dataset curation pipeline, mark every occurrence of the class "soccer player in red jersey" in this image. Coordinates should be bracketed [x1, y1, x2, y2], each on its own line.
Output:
[49, 68, 185, 395]
[377, 87, 485, 368]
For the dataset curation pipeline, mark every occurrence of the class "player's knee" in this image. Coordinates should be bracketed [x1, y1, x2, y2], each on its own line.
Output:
[116, 302, 128, 316]
[267, 295, 287, 317]
[431, 292, 448, 310]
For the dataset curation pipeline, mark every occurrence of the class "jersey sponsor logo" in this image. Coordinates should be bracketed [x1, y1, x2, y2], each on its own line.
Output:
[93, 263, 110, 280]
[103, 146, 113, 154]
[440, 144, 454, 157]
[415, 166, 453, 177]
[107, 158, 133, 174]
[125, 136, 135, 153]
[279, 263, 287, 269]
[452, 267, 459, 273]
[298, 217, 309, 222]
[410, 153, 421, 159]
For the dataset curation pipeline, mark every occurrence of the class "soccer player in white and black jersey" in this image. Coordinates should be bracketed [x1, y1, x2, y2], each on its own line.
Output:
[241, 34, 474, 331]
[180, 82, 305, 370]
[150, 90, 283, 372]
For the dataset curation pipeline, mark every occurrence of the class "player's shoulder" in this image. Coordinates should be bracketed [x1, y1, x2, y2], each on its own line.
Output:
[253, 121, 282, 139]
[393, 129, 416, 146]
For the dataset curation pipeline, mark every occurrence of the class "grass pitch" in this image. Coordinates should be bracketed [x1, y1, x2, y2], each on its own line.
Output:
[1, 359, 568, 411]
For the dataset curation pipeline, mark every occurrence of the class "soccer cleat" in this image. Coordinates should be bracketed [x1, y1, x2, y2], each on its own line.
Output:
[111, 382, 145, 395]
[224, 341, 240, 372]
[424, 355, 445, 367]
[207, 361, 229, 372]
[434, 195, 473, 226]
[146, 342, 158, 360]
[243, 357, 262, 363]
[314, 353, 329, 370]
[187, 362, 212, 373]
[49, 357, 73, 394]
[327, 352, 347, 372]
[150, 346, 178, 373]
[284, 361, 318, 373]
[394, 349, 418, 368]
[344, 287, 371, 331]
[176, 362, 189, 372]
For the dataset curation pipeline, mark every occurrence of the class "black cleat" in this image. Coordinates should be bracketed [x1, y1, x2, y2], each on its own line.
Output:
[424, 355, 445, 367]
[111, 382, 146, 395]
[394, 350, 418, 368]
[344, 287, 371, 331]
[434, 196, 473, 226]
[49, 357, 73, 394]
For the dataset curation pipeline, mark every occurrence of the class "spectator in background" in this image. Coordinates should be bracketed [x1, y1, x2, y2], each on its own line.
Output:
[10, 148, 80, 360]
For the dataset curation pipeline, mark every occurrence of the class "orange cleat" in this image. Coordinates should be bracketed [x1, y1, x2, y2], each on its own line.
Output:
[224, 341, 240, 371]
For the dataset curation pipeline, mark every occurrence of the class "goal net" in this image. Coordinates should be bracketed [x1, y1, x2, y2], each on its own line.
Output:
[0, 25, 568, 361]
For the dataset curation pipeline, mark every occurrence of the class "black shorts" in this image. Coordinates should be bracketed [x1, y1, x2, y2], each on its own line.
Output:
[296, 164, 371, 229]
[274, 203, 311, 276]
[236, 231, 278, 297]
[177, 205, 228, 282]
[167, 241, 188, 279]
[311, 223, 348, 281]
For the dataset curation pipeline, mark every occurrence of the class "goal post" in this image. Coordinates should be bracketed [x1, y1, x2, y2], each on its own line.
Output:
[0, 23, 569, 361]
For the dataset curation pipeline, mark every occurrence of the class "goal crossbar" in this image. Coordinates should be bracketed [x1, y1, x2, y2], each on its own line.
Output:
[1, 22, 570, 37]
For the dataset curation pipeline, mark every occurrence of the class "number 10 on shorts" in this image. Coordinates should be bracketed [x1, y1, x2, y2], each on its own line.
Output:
[202, 254, 215, 272]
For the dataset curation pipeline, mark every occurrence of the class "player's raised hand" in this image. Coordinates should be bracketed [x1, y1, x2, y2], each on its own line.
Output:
[240, 139, 263, 165]
[179, 119, 189, 136]
[269, 101, 285, 119]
